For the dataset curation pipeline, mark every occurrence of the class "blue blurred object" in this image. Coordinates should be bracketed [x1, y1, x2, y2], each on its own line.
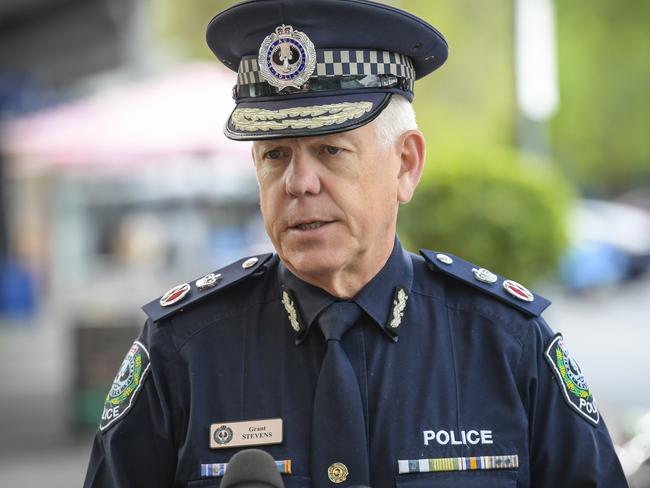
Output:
[0, 258, 37, 321]
[560, 242, 630, 291]
[559, 199, 650, 291]
[205, 227, 248, 267]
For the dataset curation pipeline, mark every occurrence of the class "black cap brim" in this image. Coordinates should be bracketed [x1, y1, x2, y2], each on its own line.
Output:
[225, 91, 392, 140]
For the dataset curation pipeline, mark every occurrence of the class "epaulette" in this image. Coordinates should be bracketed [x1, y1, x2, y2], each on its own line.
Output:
[142, 253, 274, 323]
[420, 249, 551, 318]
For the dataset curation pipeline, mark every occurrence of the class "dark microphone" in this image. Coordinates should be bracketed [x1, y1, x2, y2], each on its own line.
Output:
[220, 449, 285, 488]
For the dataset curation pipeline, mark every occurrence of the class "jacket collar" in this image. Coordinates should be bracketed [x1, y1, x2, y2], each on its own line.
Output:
[279, 237, 413, 344]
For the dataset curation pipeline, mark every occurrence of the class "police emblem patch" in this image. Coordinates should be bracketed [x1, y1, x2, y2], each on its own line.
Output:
[544, 334, 599, 425]
[100, 340, 151, 431]
[258, 24, 316, 91]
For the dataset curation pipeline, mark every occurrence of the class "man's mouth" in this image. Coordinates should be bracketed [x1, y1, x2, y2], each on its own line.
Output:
[292, 221, 331, 231]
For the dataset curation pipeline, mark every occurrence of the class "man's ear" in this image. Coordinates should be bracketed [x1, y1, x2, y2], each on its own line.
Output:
[396, 130, 426, 204]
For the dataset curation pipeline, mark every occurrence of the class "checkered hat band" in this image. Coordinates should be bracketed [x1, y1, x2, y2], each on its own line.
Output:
[237, 49, 416, 85]
[234, 75, 414, 99]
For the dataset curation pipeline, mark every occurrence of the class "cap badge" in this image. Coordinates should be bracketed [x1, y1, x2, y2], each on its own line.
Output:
[159, 283, 191, 307]
[503, 279, 534, 302]
[472, 267, 497, 284]
[258, 24, 316, 91]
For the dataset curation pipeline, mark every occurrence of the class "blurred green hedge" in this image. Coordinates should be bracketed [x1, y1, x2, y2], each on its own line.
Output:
[552, 0, 650, 196]
[398, 147, 574, 285]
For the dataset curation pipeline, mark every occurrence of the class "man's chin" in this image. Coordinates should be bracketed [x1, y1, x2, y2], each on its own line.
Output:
[281, 247, 346, 281]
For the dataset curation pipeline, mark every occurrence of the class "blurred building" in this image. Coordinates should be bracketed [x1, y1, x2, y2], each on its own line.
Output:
[0, 0, 268, 463]
[0, 0, 135, 90]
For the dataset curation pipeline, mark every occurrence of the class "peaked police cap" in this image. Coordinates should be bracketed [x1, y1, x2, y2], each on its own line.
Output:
[206, 0, 448, 140]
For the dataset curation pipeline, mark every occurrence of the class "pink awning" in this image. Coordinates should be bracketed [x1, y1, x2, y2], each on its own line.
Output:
[1, 62, 251, 172]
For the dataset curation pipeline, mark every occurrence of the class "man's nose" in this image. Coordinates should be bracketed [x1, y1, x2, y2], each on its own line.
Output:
[285, 153, 321, 197]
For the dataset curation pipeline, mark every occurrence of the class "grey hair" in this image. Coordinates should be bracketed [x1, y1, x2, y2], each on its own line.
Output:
[372, 95, 418, 149]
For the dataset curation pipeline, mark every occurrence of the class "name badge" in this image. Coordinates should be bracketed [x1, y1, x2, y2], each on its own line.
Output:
[209, 418, 283, 449]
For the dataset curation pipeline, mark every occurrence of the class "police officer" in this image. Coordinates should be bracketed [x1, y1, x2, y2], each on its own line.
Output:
[84, 1, 628, 487]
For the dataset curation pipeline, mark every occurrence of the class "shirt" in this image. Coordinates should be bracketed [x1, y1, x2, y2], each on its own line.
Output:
[84, 239, 628, 487]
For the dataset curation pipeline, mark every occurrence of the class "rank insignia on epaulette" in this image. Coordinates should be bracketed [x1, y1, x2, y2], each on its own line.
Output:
[142, 253, 275, 323]
[503, 279, 534, 302]
[196, 273, 222, 290]
[472, 267, 497, 284]
[242, 257, 259, 269]
[420, 249, 551, 317]
[436, 253, 453, 265]
[160, 283, 191, 307]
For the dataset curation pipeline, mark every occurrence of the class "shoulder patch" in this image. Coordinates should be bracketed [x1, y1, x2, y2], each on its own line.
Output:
[420, 249, 551, 317]
[142, 253, 274, 323]
[100, 340, 151, 431]
[544, 333, 599, 425]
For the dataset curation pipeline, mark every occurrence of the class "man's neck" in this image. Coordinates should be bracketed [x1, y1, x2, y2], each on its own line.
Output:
[286, 237, 396, 299]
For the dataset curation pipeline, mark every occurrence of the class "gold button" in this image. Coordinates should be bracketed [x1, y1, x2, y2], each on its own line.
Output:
[327, 462, 348, 483]
[242, 257, 259, 269]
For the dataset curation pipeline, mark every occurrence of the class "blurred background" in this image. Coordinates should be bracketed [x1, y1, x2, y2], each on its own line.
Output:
[0, 0, 649, 485]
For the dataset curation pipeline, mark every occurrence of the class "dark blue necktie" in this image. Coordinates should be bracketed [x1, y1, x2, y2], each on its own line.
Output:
[311, 301, 370, 487]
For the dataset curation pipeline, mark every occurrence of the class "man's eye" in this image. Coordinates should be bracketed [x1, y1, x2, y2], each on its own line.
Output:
[323, 145, 340, 155]
[265, 149, 284, 160]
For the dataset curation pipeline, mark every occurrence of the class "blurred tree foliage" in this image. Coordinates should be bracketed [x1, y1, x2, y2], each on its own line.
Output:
[401, 0, 516, 151]
[398, 148, 572, 284]
[551, 0, 650, 196]
[152, 0, 236, 59]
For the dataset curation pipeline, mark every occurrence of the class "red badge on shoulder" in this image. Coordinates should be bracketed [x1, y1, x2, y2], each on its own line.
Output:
[503, 279, 534, 302]
[160, 283, 191, 307]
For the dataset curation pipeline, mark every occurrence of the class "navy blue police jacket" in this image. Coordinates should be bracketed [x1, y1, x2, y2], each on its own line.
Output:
[84, 240, 627, 487]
